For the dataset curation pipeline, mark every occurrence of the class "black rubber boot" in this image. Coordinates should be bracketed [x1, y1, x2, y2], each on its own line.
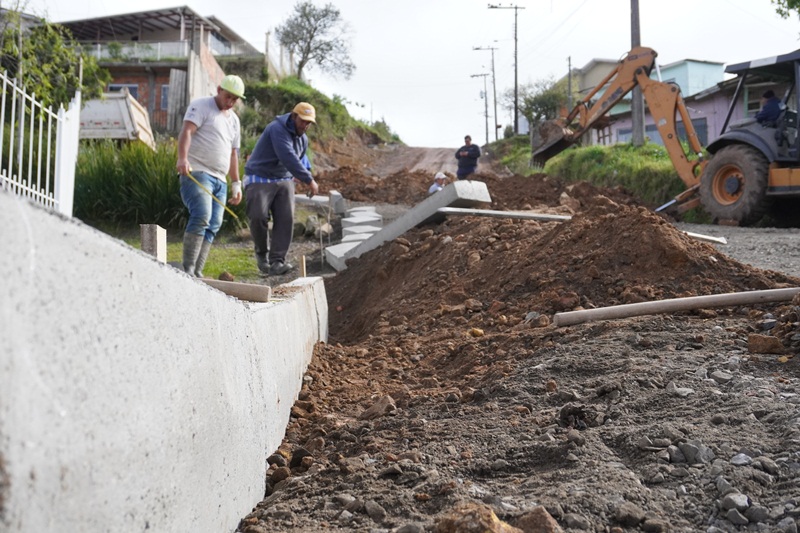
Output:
[194, 239, 212, 278]
[182, 233, 204, 276]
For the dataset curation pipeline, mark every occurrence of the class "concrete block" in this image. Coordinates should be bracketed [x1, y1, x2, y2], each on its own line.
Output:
[342, 224, 382, 236]
[326, 180, 491, 271]
[341, 214, 383, 228]
[296, 190, 347, 215]
[347, 206, 377, 216]
[295, 194, 333, 213]
[341, 233, 372, 243]
[329, 190, 346, 215]
[324, 242, 360, 271]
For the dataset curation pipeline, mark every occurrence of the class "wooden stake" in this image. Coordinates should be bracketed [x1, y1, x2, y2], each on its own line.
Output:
[300, 255, 307, 277]
[140, 224, 167, 263]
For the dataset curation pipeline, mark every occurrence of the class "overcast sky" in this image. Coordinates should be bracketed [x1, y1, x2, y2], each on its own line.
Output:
[26, 0, 800, 148]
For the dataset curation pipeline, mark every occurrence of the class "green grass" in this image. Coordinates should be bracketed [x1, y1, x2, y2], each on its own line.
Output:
[102, 203, 322, 280]
[113, 226, 260, 279]
[543, 142, 686, 205]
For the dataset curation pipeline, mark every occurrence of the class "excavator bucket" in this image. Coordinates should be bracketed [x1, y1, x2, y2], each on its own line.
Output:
[531, 120, 576, 166]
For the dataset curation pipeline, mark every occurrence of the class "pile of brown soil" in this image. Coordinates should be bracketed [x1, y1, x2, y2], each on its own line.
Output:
[326, 198, 795, 346]
[317, 167, 433, 205]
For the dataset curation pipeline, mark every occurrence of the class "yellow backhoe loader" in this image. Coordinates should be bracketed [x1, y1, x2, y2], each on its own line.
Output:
[533, 46, 800, 226]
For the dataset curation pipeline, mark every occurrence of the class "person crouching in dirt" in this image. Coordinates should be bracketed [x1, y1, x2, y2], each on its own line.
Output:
[243, 102, 319, 276]
[428, 172, 447, 194]
[455, 134, 481, 180]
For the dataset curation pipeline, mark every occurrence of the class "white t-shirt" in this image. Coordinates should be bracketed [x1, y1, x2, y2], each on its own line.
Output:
[428, 182, 444, 194]
[183, 96, 241, 180]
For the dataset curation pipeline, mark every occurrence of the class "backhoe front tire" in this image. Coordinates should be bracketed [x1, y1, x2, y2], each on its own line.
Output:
[699, 144, 770, 226]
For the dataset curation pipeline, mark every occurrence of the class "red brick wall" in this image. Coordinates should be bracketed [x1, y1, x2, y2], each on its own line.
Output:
[109, 75, 149, 105]
[107, 71, 176, 130]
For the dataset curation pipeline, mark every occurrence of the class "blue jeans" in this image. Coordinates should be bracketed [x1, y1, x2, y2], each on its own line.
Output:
[180, 171, 227, 242]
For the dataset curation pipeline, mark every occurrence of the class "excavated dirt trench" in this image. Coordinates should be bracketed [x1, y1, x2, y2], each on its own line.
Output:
[236, 137, 800, 533]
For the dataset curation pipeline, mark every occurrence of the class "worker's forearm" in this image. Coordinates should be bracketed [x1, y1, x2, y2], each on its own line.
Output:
[177, 130, 191, 161]
[229, 151, 240, 181]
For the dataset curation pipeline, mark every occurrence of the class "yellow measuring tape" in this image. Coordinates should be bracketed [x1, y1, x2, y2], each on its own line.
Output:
[183, 172, 239, 220]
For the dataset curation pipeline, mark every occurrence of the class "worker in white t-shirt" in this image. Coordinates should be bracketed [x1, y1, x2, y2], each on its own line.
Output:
[176, 74, 245, 277]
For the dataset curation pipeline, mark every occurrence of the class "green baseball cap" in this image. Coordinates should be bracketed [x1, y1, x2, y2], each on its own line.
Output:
[220, 75, 246, 99]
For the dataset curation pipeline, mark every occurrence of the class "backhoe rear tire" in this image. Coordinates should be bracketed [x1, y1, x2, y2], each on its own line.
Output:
[699, 144, 770, 226]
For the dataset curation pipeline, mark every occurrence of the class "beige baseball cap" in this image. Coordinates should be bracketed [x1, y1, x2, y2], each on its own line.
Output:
[293, 102, 316, 123]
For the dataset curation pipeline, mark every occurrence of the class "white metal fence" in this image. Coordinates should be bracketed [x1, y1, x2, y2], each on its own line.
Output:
[0, 71, 81, 216]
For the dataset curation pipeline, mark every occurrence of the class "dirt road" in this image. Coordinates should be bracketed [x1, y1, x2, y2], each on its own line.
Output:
[677, 222, 800, 276]
[236, 144, 800, 533]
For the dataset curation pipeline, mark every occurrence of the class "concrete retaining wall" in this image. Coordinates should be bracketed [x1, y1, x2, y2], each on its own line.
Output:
[0, 190, 327, 532]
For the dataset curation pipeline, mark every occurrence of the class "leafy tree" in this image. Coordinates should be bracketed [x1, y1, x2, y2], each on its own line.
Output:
[502, 77, 571, 127]
[0, 8, 110, 107]
[773, 0, 800, 18]
[274, 1, 355, 80]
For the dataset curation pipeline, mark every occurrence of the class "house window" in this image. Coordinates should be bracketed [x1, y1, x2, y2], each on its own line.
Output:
[161, 85, 169, 110]
[746, 90, 764, 117]
[108, 83, 139, 99]
[596, 126, 612, 145]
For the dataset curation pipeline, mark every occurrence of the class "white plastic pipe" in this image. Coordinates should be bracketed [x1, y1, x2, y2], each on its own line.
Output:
[553, 287, 800, 327]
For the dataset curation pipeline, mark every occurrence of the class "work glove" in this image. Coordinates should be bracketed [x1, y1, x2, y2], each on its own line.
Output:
[229, 180, 242, 205]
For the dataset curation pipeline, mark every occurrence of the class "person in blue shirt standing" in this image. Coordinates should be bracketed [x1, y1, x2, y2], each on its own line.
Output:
[455, 135, 481, 180]
[756, 90, 782, 126]
[243, 102, 319, 276]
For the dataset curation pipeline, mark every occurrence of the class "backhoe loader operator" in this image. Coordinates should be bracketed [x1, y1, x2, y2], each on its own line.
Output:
[756, 90, 782, 126]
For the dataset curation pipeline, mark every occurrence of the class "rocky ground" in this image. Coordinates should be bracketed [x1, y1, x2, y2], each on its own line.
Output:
[234, 139, 800, 533]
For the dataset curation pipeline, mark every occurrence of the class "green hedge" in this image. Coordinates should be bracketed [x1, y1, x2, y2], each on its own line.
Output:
[543, 142, 688, 206]
[73, 139, 247, 231]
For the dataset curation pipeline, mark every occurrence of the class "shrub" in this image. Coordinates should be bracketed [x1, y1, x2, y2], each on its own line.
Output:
[74, 139, 247, 231]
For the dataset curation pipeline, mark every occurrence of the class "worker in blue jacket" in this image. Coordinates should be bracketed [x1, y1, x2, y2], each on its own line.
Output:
[756, 90, 782, 126]
[243, 102, 319, 276]
[455, 135, 481, 180]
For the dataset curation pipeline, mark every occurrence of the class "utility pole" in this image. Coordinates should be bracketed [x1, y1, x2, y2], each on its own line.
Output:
[488, 3, 525, 135]
[474, 45, 499, 141]
[631, 0, 645, 146]
[567, 56, 572, 109]
[471, 73, 490, 146]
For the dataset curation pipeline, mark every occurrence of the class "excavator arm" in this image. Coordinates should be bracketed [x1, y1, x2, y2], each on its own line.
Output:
[532, 46, 706, 210]
[637, 74, 705, 212]
[565, 47, 658, 137]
